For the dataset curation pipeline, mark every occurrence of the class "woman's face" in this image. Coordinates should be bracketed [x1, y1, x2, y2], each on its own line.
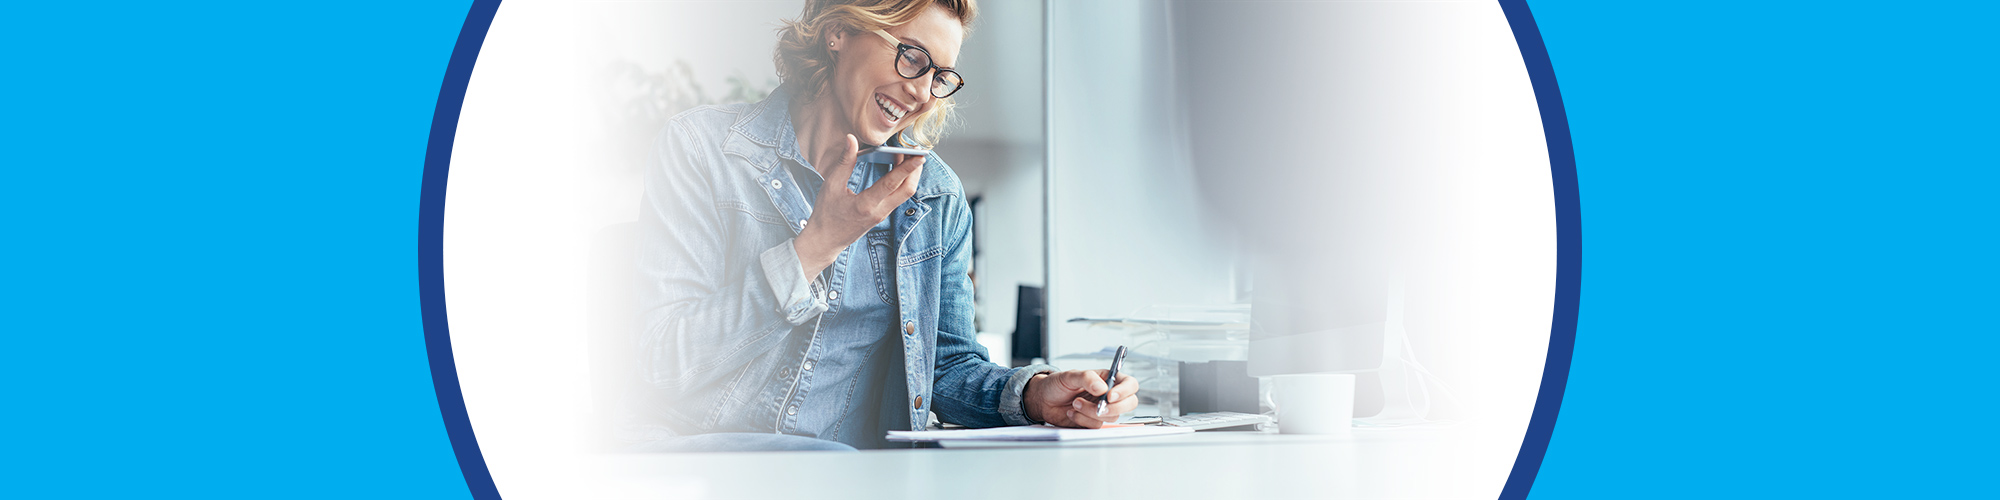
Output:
[828, 5, 963, 146]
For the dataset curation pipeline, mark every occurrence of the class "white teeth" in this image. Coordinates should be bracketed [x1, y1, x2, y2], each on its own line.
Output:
[876, 95, 905, 121]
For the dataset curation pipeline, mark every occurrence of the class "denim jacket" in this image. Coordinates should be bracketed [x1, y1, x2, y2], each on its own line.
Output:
[631, 86, 1055, 445]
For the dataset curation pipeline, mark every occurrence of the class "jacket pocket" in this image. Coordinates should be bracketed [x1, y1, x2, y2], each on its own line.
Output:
[866, 229, 898, 305]
[897, 245, 944, 267]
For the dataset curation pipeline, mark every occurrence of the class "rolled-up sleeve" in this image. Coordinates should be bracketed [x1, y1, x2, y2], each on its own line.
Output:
[758, 239, 828, 325]
[999, 363, 1059, 425]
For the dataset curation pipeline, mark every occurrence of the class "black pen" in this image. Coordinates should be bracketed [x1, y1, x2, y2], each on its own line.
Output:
[1097, 345, 1127, 416]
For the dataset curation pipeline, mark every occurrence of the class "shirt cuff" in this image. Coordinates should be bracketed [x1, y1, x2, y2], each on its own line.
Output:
[759, 239, 827, 325]
[999, 363, 1059, 426]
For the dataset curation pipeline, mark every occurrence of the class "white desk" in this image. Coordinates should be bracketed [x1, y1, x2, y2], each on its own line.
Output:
[580, 424, 1520, 499]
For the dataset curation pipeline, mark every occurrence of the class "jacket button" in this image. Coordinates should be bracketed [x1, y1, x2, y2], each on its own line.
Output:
[903, 321, 915, 335]
[828, 290, 839, 301]
[770, 179, 782, 189]
[914, 395, 924, 409]
[787, 405, 798, 416]
[904, 208, 916, 216]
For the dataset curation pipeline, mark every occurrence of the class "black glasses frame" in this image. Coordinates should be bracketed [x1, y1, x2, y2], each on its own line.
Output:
[871, 29, 965, 99]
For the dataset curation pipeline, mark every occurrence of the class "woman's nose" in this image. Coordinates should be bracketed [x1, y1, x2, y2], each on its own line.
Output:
[904, 78, 934, 106]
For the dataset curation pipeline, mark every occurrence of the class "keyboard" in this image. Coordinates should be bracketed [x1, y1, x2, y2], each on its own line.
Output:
[1158, 411, 1272, 431]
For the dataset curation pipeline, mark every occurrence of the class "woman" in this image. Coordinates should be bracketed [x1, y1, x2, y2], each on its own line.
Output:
[631, 0, 1136, 452]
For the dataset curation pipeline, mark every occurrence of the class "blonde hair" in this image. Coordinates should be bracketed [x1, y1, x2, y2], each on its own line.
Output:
[774, 0, 976, 149]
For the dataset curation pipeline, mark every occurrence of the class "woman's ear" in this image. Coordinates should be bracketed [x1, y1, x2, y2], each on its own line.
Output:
[827, 29, 847, 53]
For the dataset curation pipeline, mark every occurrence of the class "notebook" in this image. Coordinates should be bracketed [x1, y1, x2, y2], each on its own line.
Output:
[885, 424, 1194, 442]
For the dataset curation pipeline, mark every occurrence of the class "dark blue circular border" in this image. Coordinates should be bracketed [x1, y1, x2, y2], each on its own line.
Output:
[1496, 1, 1582, 499]
[415, 2, 1577, 499]
[420, 1, 504, 499]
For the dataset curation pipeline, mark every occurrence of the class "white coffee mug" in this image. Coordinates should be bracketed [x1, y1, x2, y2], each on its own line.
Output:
[1271, 373, 1356, 435]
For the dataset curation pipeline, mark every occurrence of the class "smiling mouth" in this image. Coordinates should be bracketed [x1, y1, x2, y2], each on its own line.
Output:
[875, 93, 908, 122]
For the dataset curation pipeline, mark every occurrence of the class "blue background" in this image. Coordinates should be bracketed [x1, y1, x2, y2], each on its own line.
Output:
[4, 2, 475, 498]
[3, 1, 1990, 498]
[1531, 1, 1995, 498]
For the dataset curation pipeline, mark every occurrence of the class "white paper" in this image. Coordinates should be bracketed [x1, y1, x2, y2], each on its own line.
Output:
[886, 424, 1194, 442]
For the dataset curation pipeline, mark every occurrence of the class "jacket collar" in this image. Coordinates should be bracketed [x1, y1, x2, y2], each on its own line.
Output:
[725, 85, 804, 172]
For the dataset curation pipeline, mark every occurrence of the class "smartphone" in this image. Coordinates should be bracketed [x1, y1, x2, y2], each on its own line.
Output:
[869, 145, 928, 156]
[857, 145, 929, 166]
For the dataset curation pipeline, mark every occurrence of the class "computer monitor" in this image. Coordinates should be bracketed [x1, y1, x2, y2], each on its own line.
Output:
[1170, 1, 1424, 377]
[1167, 0, 1509, 420]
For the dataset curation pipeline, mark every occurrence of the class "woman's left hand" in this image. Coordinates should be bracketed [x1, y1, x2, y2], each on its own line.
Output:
[1022, 370, 1139, 428]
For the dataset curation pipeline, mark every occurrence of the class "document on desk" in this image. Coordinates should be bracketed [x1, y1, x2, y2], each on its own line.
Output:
[886, 424, 1194, 442]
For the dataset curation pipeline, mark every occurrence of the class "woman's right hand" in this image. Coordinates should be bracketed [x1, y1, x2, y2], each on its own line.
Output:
[793, 134, 926, 278]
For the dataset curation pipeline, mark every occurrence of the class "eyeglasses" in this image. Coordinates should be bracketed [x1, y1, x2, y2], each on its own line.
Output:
[870, 29, 965, 99]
